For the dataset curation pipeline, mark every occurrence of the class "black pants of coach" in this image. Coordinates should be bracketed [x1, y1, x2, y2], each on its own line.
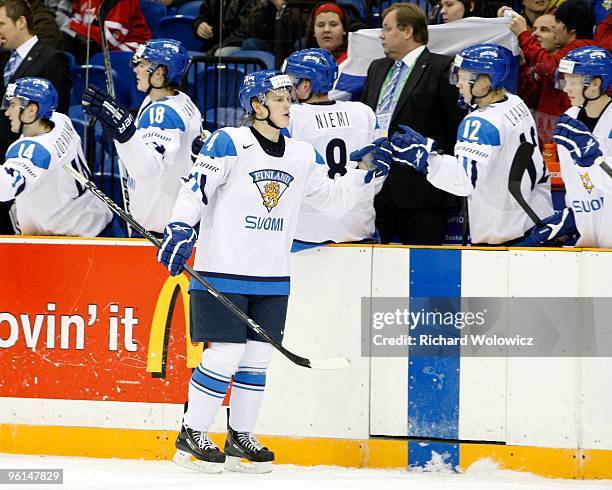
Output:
[374, 187, 449, 245]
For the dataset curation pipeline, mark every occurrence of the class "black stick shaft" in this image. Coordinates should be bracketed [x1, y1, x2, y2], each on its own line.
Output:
[599, 161, 612, 179]
[97, 0, 132, 236]
[508, 142, 544, 227]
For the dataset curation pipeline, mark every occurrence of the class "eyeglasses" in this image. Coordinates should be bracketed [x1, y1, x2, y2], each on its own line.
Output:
[381, 23, 406, 33]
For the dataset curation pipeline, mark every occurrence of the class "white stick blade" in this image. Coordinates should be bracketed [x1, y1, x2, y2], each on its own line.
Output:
[309, 357, 351, 370]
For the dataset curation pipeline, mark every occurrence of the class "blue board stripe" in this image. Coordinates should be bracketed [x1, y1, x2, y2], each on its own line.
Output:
[408, 249, 461, 470]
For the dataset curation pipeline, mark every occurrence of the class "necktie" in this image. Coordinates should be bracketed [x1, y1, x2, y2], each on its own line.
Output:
[377, 59, 404, 114]
[4, 51, 19, 86]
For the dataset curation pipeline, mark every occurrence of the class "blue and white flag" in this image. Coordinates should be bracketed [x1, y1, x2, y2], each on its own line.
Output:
[331, 17, 520, 101]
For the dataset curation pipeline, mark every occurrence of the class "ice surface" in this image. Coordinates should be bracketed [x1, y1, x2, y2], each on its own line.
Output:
[1, 454, 611, 490]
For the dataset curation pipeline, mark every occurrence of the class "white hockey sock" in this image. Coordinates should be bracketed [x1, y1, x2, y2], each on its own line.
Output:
[184, 342, 245, 431]
[229, 340, 274, 433]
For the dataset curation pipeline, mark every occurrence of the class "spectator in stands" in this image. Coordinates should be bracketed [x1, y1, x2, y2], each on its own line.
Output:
[440, 0, 488, 23]
[518, 14, 563, 146]
[61, 0, 151, 64]
[42, 0, 70, 29]
[305, 3, 349, 64]
[0, 0, 71, 235]
[30, 0, 61, 48]
[594, 11, 612, 49]
[360, 3, 462, 245]
[192, 0, 255, 56]
[498, 0, 550, 30]
[241, 0, 311, 60]
[241, 0, 286, 54]
[503, 0, 596, 124]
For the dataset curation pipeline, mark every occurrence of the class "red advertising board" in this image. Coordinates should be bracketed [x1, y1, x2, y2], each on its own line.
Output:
[0, 239, 200, 403]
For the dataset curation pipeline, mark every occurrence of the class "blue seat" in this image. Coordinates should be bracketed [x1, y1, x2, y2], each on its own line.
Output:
[70, 65, 131, 108]
[338, 0, 366, 21]
[90, 51, 144, 108]
[229, 50, 275, 70]
[188, 64, 246, 114]
[62, 51, 76, 68]
[157, 15, 203, 52]
[140, 0, 167, 37]
[178, 0, 201, 17]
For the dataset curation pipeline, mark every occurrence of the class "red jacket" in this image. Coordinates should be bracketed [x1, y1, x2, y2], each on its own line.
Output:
[68, 0, 151, 52]
[594, 13, 612, 50]
[518, 32, 594, 144]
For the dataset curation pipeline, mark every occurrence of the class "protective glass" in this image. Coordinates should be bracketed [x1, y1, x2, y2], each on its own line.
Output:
[449, 65, 480, 86]
[1, 84, 26, 112]
[555, 72, 588, 91]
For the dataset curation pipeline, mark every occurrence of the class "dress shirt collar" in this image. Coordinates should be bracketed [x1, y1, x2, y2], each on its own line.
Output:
[15, 35, 38, 61]
[397, 44, 426, 70]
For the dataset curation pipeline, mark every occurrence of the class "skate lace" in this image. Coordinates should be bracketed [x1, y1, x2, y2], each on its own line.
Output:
[237, 432, 264, 452]
[193, 431, 215, 451]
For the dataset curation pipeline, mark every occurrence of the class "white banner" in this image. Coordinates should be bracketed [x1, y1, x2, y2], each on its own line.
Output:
[332, 17, 520, 101]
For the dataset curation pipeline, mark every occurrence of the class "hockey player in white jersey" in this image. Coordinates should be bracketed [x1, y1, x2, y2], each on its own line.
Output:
[155, 70, 390, 473]
[81, 39, 201, 235]
[519, 46, 612, 247]
[283, 48, 383, 244]
[383, 44, 553, 245]
[0, 77, 114, 236]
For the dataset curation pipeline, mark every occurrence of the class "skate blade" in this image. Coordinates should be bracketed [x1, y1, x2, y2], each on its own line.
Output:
[225, 456, 272, 474]
[173, 449, 224, 474]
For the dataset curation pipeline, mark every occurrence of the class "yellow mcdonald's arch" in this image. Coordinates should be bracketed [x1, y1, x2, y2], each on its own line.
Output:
[147, 275, 203, 374]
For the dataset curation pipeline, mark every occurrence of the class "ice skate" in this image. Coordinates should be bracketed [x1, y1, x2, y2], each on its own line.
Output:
[224, 426, 274, 474]
[173, 422, 225, 473]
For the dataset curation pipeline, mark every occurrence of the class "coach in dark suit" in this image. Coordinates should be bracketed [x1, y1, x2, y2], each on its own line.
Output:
[0, 0, 71, 234]
[362, 3, 464, 245]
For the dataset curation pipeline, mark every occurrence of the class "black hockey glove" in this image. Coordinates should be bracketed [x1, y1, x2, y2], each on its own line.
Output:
[82, 86, 136, 144]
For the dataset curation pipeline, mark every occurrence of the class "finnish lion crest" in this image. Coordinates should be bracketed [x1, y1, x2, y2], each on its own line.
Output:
[249, 169, 294, 212]
[580, 172, 594, 193]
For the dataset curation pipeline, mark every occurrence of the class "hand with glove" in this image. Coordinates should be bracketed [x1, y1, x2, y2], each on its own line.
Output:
[349, 137, 393, 183]
[514, 208, 577, 246]
[389, 124, 436, 174]
[157, 222, 197, 275]
[553, 114, 603, 168]
[191, 128, 212, 163]
[82, 86, 136, 144]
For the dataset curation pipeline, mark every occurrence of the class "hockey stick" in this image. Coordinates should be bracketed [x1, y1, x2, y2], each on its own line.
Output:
[599, 160, 612, 179]
[63, 164, 350, 370]
[508, 141, 544, 227]
[97, 0, 133, 237]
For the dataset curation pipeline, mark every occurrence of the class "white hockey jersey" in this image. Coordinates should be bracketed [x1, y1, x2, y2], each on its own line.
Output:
[425, 93, 553, 244]
[0, 112, 112, 236]
[287, 100, 382, 243]
[558, 104, 612, 247]
[115, 90, 201, 233]
[170, 126, 380, 295]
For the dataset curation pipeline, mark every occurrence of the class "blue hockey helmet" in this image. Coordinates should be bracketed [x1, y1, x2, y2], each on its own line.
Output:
[239, 70, 295, 114]
[450, 43, 514, 90]
[2, 77, 58, 119]
[556, 46, 612, 92]
[132, 39, 189, 84]
[282, 48, 338, 94]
